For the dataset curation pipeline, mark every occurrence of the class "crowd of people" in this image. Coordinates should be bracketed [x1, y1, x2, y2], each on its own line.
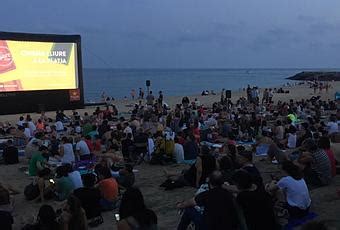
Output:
[0, 86, 339, 229]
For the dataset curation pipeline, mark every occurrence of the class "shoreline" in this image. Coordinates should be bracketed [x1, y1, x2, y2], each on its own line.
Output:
[1, 82, 339, 124]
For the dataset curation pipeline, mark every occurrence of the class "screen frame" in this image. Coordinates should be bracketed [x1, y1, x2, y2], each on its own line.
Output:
[0, 31, 84, 114]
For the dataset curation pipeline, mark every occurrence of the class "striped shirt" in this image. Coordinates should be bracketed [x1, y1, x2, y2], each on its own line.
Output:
[311, 149, 332, 185]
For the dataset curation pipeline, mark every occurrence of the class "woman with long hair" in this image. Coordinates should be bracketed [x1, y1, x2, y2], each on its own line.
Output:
[61, 195, 87, 230]
[117, 187, 157, 230]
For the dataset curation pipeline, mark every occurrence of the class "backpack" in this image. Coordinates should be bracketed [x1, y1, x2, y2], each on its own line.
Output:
[24, 183, 40, 201]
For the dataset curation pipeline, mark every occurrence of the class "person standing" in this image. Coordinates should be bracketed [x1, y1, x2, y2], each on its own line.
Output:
[158, 91, 164, 106]
[131, 89, 136, 100]
[146, 91, 155, 106]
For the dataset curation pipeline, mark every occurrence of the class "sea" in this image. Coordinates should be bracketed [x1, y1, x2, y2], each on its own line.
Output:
[82, 68, 338, 102]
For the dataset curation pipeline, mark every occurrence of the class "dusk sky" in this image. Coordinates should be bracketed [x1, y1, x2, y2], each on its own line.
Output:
[1, 0, 340, 68]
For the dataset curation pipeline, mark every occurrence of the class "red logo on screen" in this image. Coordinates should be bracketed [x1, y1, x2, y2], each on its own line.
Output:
[69, 89, 80, 101]
[0, 41, 16, 74]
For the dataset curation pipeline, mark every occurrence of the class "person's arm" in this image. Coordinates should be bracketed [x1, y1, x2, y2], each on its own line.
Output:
[195, 157, 202, 188]
[59, 145, 64, 157]
[298, 151, 313, 165]
[222, 184, 239, 193]
[37, 177, 45, 202]
[177, 197, 197, 209]
[36, 160, 45, 172]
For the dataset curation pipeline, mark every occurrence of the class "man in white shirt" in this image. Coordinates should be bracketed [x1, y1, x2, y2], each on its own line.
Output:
[17, 116, 25, 127]
[327, 116, 339, 135]
[23, 123, 31, 139]
[27, 118, 36, 136]
[75, 136, 91, 160]
[173, 137, 184, 163]
[55, 120, 64, 132]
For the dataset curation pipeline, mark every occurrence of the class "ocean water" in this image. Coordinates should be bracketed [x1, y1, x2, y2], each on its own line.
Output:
[82, 68, 335, 102]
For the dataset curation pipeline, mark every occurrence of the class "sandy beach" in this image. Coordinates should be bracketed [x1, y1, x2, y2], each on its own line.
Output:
[1, 82, 340, 230]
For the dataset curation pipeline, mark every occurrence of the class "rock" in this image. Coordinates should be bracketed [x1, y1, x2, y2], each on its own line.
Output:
[287, 72, 340, 81]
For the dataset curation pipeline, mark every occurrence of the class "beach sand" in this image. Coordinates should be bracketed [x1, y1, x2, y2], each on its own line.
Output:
[1, 82, 340, 229]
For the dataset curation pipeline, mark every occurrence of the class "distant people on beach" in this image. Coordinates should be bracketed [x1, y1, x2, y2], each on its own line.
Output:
[131, 89, 136, 100]
[138, 88, 145, 99]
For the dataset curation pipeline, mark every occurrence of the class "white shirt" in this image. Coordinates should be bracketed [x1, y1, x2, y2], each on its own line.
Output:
[17, 120, 24, 127]
[24, 128, 31, 139]
[174, 143, 184, 163]
[75, 126, 82, 134]
[287, 133, 297, 149]
[68, 171, 83, 189]
[327, 121, 339, 135]
[76, 140, 91, 155]
[147, 138, 155, 156]
[55, 121, 64, 132]
[61, 143, 75, 164]
[28, 121, 36, 135]
[277, 176, 311, 209]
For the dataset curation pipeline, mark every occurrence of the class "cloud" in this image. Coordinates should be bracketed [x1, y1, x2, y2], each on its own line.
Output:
[248, 27, 302, 51]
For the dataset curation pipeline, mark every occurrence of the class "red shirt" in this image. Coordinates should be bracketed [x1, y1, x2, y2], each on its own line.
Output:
[325, 149, 336, 177]
[98, 178, 118, 201]
[193, 128, 200, 143]
[84, 139, 94, 152]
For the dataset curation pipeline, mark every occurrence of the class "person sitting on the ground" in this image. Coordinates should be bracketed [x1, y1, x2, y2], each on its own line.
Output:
[177, 171, 239, 230]
[75, 136, 91, 161]
[111, 164, 135, 188]
[174, 137, 185, 164]
[22, 204, 60, 230]
[59, 195, 88, 230]
[236, 150, 264, 191]
[28, 146, 49, 177]
[318, 136, 337, 177]
[65, 164, 83, 190]
[25, 133, 43, 159]
[326, 115, 338, 135]
[191, 145, 216, 188]
[117, 187, 158, 230]
[55, 165, 75, 201]
[183, 134, 199, 164]
[298, 139, 332, 187]
[3, 140, 19, 165]
[95, 165, 118, 211]
[73, 174, 102, 225]
[121, 133, 134, 161]
[35, 168, 54, 202]
[58, 137, 75, 164]
[285, 125, 297, 149]
[267, 161, 311, 219]
[133, 128, 148, 158]
[232, 170, 277, 230]
[164, 145, 217, 189]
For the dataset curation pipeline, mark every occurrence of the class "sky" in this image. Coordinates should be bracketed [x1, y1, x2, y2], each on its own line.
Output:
[1, 0, 340, 68]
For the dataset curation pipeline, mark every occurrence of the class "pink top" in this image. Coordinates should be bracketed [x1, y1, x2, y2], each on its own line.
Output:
[325, 149, 336, 177]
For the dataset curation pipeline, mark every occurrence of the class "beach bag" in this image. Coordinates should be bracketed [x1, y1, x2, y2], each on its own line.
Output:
[24, 183, 39, 201]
